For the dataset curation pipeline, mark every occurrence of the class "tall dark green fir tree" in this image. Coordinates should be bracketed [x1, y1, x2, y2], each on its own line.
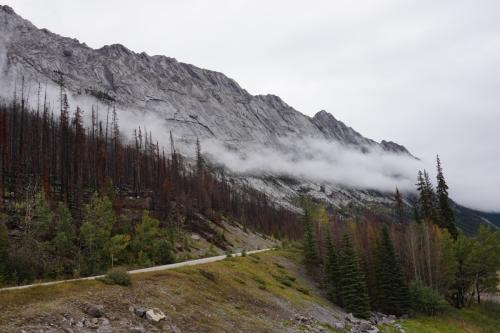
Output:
[338, 232, 370, 318]
[374, 227, 410, 315]
[436, 155, 458, 239]
[324, 233, 340, 303]
[394, 187, 405, 223]
[416, 170, 437, 221]
[302, 199, 319, 271]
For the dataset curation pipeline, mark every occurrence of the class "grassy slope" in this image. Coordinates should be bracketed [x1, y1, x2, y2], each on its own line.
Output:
[1, 248, 498, 332]
[379, 303, 500, 333]
[0, 249, 342, 332]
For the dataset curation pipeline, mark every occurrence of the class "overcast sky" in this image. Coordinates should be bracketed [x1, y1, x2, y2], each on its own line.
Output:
[4, 0, 500, 212]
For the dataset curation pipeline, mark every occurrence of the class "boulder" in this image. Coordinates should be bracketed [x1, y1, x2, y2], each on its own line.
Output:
[334, 321, 345, 330]
[134, 307, 147, 318]
[83, 303, 104, 318]
[345, 313, 356, 323]
[145, 308, 166, 322]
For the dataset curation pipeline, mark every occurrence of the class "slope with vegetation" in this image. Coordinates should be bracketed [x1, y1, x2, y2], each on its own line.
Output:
[300, 157, 500, 330]
[0, 92, 299, 286]
[1, 249, 498, 332]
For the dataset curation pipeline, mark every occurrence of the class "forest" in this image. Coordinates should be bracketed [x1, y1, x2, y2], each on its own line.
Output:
[302, 160, 500, 318]
[0, 86, 301, 285]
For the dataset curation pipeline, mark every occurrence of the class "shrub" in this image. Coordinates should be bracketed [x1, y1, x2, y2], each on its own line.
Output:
[297, 286, 310, 295]
[241, 249, 247, 257]
[253, 276, 267, 290]
[409, 281, 448, 316]
[198, 269, 217, 282]
[273, 273, 294, 287]
[99, 267, 131, 286]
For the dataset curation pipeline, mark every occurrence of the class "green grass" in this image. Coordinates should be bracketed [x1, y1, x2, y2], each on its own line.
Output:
[378, 302, 500, 333]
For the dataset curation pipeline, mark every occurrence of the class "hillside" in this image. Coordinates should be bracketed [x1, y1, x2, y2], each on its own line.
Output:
[1, 249, 498, 333]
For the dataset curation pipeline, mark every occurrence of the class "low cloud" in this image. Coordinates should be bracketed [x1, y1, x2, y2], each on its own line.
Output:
[203, 137, 422, 193]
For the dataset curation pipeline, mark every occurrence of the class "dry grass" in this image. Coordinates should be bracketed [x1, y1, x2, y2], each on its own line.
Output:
[0, 250, 341, 332]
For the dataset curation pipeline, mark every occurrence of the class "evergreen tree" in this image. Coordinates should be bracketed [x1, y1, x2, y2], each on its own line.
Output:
[394, 187, 405, 223]
[338, 232, 371, 318]
[109, 234, 131, 267]
[374, 227, 410, 315]
[302, 199, 318, 270]
[133, 210, 161, 265]
[51, 202, 76, 275]
[195, 137, 203, 176]
[156, 236, 175, 265]
[416, 170, 437, 222]
[0, 215, 9, 283]
[32, 191, 54, 241]
[435, 156, 458, 239]
[80, 193, 116, 274]
[324, 233, 340, 303]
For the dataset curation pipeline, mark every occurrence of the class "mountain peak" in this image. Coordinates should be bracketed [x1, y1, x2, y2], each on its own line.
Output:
[0, 5, 15, 15]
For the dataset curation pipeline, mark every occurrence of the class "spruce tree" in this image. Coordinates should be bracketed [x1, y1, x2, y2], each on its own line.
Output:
[394, 187, 405, 223]
[435, 156, 458, 239]
[416, 170, 437, 222]
[302, 199, 318, 270]
[338, 232, 370, 318]
[374, 227, 410, 315]
[80, 193, 116, 274]
[324, 233, 340, 303]
[195, 137, 203, 176]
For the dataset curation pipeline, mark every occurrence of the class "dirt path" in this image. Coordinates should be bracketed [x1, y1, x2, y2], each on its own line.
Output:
[0, 248, 271, 292]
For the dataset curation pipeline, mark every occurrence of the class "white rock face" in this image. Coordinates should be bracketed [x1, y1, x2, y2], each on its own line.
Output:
[0, 5, 414, 208]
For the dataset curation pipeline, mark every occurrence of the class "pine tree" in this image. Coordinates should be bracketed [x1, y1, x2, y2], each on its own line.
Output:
[195, 137, 203, 176]
[51, 202, 76, 275]
[80, 193, 116, 274]
[435, 156, 458, 239]
[338, 232, 371, 318]
[324, 233, 340, 303]
[109, 234, 130, 267]
[394, 187, 405, 223]
[133, 210, 161, 265]
[416, 170, 437, 222]
[374, 227, 410, 315]
[302, 199, 318, 270]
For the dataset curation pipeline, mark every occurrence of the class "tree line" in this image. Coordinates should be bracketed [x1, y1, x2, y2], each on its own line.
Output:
[303, 159, 500, 318]
[0, 86, 301, 285]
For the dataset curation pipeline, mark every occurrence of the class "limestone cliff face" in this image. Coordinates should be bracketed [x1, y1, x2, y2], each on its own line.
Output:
[0, 5, 410, 155]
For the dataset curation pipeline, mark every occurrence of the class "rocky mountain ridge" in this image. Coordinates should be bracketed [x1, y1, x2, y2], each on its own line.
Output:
[0, 5, 410, 156]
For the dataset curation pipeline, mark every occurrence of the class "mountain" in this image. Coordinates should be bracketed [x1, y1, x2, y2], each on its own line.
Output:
[0, 5, 493, 232]
[454, 205, 500, 234]
[0, 5, 410, 154]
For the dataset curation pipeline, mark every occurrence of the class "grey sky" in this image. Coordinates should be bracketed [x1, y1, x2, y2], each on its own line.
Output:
[4, 0, 500, 212]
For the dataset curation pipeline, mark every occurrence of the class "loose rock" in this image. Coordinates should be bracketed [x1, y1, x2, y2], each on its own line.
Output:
[134, 307, 147, 318]
[83, 303, 104, 318]
[145, 308, 166, 322]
